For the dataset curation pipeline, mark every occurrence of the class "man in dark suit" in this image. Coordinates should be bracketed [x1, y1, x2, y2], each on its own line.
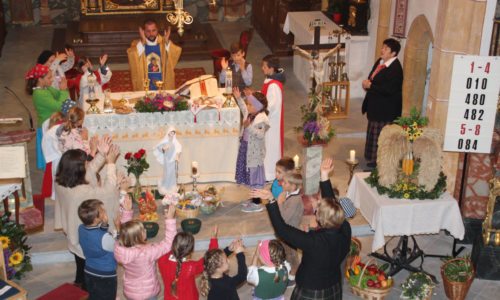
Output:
[362, 38, 403, 168]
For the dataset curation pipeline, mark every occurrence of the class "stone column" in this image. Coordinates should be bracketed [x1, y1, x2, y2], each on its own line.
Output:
[374, 0, 392, 60]
[302, 146, 323, 195]
[427, 0, 487, 195]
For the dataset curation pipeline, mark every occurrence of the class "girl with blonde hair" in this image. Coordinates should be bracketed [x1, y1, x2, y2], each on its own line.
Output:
[114, 205, 177, 300]
[200, 239, 247, 300]
[251, 158, 351, 300]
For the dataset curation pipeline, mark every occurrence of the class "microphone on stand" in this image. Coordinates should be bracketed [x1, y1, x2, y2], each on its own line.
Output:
[4, 86, 35, 132]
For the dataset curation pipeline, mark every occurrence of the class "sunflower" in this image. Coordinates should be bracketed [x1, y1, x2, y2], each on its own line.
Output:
[0, 236, 10, 249]
[403, 193, 410, 199]
[8, 251, 23, 266]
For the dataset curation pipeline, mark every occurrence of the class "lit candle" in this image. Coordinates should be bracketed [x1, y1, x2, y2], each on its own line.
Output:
[191, 161, 198, 176]
[349, 150, 356, 162]
[293, 155, 300, 169]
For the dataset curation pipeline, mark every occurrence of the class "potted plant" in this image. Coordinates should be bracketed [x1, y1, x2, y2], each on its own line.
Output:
[401, 272, 435, 300]
[295, 92, 335, 147]
[441, 256, 475, 300]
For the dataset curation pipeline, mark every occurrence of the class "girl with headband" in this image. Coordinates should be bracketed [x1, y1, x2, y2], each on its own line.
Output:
[233, 87, 270, 213]
[247, 239, 291, 300]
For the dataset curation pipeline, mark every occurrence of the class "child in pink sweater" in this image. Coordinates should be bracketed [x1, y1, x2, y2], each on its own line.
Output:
[114, 205, 177, 300]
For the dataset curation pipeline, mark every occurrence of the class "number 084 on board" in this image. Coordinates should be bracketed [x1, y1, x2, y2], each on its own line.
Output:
[444, 56, 500, 153]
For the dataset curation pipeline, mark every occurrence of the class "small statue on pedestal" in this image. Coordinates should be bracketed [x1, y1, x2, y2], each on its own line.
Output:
[153, 126, 182, 195]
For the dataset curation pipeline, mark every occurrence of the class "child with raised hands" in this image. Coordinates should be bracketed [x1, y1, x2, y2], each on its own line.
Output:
[114, 205, 177, 300]
[247, 239, 291, 300]
[77, 194, 133, 300]
[158, 226, 220, 300]
[200, 238, 248, 300]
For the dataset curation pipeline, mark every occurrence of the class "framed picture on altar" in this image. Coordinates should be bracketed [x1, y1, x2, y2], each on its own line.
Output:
[81, 0, 171, 15]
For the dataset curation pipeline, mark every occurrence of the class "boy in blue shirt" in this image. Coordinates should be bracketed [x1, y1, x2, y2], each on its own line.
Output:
[78, 195, 133, 299]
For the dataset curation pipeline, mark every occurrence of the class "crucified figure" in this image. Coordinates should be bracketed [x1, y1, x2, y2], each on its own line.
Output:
[292, 44, 341, 94]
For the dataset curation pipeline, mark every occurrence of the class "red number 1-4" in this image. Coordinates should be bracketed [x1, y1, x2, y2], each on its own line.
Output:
[470, 61, 490, 74]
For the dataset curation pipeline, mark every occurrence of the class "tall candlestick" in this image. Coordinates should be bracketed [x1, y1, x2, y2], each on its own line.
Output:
[293, 155, 300, 169]
[349, 150, 356, 162]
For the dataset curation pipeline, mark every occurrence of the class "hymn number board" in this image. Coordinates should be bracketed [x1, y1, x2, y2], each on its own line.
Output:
[444, 56, 500, 153]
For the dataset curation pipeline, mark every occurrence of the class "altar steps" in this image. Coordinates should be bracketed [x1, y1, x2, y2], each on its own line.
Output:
[62, 15, 223, 63]
[29, 183, 372, 265]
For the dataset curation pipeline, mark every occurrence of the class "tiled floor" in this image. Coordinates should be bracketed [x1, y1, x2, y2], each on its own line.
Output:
[0, 19, 497, 299]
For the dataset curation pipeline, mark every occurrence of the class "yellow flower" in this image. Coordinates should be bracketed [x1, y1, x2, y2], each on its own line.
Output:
[8, 251, 23, 266]
[0, 236, 10, 249]
[403, 193, 410, 199]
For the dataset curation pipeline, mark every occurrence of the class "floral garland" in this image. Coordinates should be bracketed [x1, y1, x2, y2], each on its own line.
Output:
[134, 93, 189, 113]
[0, 213, 32, 279]
[295, 92, 335, 146]
[365, 168, 447, 200]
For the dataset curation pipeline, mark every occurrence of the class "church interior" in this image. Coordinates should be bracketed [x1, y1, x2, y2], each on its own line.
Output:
[0, 0, 499, 299]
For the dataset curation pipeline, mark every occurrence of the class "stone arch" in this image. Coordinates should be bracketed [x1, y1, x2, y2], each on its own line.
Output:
[402, 15, 434, 116]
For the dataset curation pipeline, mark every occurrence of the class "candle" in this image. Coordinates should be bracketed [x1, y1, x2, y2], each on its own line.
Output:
[349, 150, 356, 162]
[191, 161, 198, 176]
[293, 155, 300, 169]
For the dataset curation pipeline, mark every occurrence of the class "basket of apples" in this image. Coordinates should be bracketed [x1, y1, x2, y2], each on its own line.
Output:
[347, 257, 393, 300]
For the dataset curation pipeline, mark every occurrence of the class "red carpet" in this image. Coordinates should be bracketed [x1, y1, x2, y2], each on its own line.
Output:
[108, 67, 206, 92]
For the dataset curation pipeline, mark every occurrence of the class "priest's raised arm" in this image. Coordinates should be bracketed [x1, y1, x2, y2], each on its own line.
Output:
[127, 20, 182, 91]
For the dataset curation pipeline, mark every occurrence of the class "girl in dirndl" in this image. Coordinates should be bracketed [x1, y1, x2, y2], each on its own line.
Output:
[233, 87, 270, 190]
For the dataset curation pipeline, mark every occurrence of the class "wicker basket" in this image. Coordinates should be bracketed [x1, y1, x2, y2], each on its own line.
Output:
[350, 259, 392, 300]
[441, 258, 475, 300]
[345, 238, 362, 278]
[176, 206, 200, 219]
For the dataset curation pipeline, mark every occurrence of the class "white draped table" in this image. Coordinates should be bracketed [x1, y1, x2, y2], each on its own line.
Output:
[347, 172, 465, 253]
[84, 91, 241, 186]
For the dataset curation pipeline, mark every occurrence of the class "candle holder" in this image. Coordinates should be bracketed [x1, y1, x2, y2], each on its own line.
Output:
[222, 93, 234, 108]
[191, 166, 199, 191]
[154, 80, 164, 95]
[345, 159, 359, 186]
[85, 98, 101, 114]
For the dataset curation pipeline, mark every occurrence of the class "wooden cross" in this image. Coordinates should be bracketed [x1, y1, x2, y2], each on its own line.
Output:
[295, 18, 346, 91]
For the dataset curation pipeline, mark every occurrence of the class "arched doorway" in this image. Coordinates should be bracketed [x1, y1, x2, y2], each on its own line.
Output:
[402, 15, 434, 116]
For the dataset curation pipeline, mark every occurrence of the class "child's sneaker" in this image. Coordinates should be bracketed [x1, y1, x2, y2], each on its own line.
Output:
[241, 202, 264, 213]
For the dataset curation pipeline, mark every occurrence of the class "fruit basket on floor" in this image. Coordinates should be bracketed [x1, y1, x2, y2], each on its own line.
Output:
[199, 185, 224, 215]
[347, 257, 393, 300]
[175, 191, 202, 219]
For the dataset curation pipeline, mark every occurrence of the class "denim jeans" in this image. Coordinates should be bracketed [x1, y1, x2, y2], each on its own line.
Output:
[84, 272, 117, 300]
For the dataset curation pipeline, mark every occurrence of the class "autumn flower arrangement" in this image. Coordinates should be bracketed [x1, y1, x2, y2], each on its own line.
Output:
[134, 93, 188, 113]
[394, 107, 429, 143]
[296, 93, 335, 146]
[0, 213, 32, 279]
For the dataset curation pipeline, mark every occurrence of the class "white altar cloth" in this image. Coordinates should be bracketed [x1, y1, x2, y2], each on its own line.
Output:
[347, 172, 465, 252]
[284, 11, 369, 99]
[84, 91, 241, 186]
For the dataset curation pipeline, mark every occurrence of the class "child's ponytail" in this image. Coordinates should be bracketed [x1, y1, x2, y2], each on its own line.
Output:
[269, 240, 287, 283]
[170, 232, 195, 297]
[200, 249, 225, 297]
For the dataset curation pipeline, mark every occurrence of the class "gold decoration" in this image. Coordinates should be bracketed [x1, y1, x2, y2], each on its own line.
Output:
[166, 0, 193, 37]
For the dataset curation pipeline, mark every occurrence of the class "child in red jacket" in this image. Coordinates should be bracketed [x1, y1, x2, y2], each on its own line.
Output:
[158, 226, 219, 300]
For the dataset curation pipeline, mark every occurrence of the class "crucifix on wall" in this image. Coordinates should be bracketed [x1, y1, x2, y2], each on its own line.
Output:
[292, 19, 345, 94]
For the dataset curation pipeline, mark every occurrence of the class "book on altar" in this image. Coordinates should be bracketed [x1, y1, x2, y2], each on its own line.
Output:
[0, 146, 26, 178]
[175, 75, 219, 99]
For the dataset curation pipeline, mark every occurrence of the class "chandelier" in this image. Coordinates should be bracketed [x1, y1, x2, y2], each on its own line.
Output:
[166, 0, 193, 37]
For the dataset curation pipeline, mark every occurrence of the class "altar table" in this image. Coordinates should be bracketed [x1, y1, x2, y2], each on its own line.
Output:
[284, 11, 369, 99]
[346, 172, 465, 253]
[84, 91, 241, 186]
